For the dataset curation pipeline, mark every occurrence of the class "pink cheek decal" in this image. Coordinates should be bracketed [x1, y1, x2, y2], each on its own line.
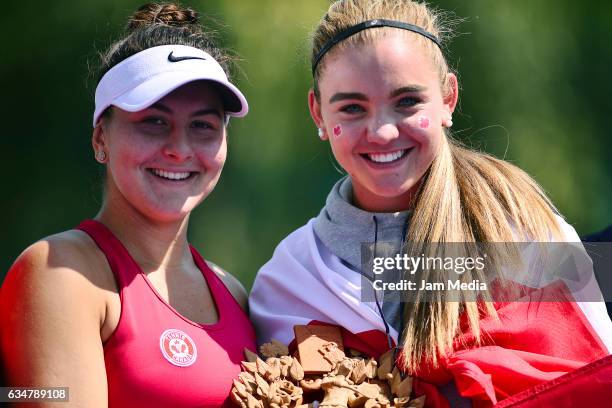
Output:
[418, 116, 430, 129]
[333, 124, 342, 138]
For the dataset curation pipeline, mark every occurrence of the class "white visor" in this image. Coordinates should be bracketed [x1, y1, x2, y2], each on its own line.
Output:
[93, 45, 248, 127]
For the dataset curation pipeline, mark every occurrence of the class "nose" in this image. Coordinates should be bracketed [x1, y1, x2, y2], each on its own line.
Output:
[367, 120, 400, 145]
[162, 129, 194, 161]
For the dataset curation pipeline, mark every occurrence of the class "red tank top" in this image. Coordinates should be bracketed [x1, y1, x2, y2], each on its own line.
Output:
[77, 220, 256, 407]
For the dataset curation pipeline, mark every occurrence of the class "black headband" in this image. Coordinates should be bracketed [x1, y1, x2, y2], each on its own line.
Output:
[312, 19, 441, 76]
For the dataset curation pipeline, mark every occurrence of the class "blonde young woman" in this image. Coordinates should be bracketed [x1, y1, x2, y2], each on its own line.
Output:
[249, 1, 612, 406]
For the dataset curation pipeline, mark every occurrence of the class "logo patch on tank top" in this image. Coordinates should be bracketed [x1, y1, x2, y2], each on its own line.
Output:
[159, 329, 198, 367]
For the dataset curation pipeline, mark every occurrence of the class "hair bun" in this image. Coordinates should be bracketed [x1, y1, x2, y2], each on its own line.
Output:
[127, 2, 200, 32]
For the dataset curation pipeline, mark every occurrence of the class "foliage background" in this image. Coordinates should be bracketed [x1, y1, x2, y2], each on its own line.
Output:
[1, 0, 611, 288]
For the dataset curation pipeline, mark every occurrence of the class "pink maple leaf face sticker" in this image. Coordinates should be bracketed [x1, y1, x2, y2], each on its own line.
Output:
[333, 124, 342, 137]
[418, 116, 430, 129]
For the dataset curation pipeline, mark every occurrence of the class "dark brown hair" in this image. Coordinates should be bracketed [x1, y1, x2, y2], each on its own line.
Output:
[94, 2, 235, 124]
[96, 3, 232, 82]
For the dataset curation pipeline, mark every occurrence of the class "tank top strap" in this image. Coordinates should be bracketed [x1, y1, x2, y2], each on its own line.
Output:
[189, 245, 240, 313]
[76, 219, 141, 289]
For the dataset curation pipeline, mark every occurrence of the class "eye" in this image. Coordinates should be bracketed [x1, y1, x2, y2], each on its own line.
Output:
[339, 104, 365, 114]
[137, 116, 168, 134]
[190, 120, 215, 131]
[192, 121, 210, 130]
[139, 116, 168, 128]
[397, 96, 421, 108]
[143, 117, 165, 125]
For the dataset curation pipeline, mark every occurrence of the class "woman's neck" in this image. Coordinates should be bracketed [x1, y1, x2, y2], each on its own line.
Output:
[351, 179, 417, 213]
[94, 196, 192, 274]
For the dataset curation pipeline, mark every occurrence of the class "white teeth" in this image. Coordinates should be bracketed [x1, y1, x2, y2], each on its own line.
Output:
[151, 169, 191, 180]
[367, 149, 407, 163]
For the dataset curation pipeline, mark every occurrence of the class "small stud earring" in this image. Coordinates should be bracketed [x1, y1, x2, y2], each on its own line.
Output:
[96, 151, 107, 163]
[317, 128, 325, 139]
[444, 117, 453, 128]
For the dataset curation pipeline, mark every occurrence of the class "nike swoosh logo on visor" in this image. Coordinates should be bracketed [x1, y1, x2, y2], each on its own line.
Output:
[167, 51, 207, 62]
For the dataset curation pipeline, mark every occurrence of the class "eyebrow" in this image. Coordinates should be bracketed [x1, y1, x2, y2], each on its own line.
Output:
[191, 108, 222, 119]
[329, 92, 368, 104]
[389, 86, 427, 98]
[328, 85, 428, 104]
[150, 103, 172, 113]
[150, 103, 222, 119]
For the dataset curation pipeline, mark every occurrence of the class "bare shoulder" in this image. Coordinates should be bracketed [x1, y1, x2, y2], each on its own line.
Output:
[5, 229, 114, 297]
[1, 230, 113, 336]
[0, 230, 109, 404]
[206, 260, 248, 313]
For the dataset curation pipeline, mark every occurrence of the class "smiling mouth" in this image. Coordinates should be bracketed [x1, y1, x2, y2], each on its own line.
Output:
[148, 168, 196, 181]
[361, 148, 413, 164]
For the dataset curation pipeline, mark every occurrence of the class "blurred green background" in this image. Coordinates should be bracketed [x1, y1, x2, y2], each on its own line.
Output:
[1, 0, 611, 289]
